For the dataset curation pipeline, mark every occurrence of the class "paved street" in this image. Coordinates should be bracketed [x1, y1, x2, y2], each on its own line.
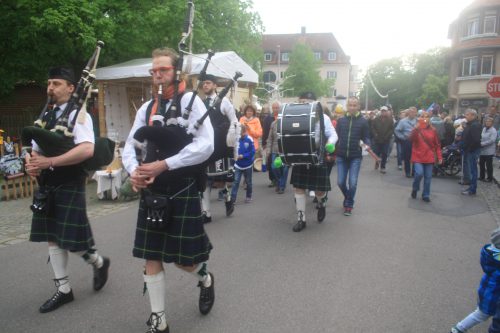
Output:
[0, 159, 499, 333]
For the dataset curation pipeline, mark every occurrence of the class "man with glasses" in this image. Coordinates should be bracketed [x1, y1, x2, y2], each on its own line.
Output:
[122, 48, 215, 333]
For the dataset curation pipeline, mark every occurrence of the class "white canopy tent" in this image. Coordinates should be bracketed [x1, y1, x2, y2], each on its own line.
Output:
[95, 51, 258, 142]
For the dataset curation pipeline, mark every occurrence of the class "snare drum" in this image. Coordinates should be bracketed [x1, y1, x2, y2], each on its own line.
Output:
[206, 157, 232, 176]
[278, 102, 324, 165]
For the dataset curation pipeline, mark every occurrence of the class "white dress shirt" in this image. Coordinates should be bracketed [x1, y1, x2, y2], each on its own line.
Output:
[122, 92, 214, 174]
[315, 116, 338, 148]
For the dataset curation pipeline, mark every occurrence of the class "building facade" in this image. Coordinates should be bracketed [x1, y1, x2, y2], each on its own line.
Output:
[261, 28, 354, 106]
[448, 0, 500, 115]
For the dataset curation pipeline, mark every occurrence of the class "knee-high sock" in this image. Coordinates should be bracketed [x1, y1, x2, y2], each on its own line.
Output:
[48, 245, 71, 293]
[201, 187, 211, 217]
[294, 192, 306, 221]
[74, 248, 103, 269]
[144, 271, 167, 330]
[188, 262, 212, 287]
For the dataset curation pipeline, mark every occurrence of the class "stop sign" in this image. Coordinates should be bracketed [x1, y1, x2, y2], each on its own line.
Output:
[487, 76, 500, 98]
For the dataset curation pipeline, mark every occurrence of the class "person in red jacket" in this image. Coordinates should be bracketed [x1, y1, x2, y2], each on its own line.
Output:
[409, 111, 443, 202]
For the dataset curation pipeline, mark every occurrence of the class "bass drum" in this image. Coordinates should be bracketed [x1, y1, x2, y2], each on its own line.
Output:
[206, 157, 232, 177]
[277, 102, 324, 165]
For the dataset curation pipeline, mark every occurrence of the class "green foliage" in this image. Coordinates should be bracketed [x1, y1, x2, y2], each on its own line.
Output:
[282, 43, 334, 98]
[0, 0, 263, 99]
[360, 47, 449, 112]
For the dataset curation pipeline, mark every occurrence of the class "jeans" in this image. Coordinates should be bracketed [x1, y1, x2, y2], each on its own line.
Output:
[271, 153, 289, 190]
[465, 148, 480, 193]
[373, 143, 390, 169]
[336, 156, 362, 208]
[396, 141, 403, 167]
[401, 139, 413, 176]
[490, 306, 500, 333]
[230, 167, 252, 202]
[462, 151, 471, 183]
[412, 163, 433, 199]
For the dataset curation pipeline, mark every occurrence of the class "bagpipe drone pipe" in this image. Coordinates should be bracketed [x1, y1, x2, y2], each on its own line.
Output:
[21, 41, 115, 171]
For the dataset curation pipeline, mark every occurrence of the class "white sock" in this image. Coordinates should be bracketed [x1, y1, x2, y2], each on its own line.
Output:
[75, 249, 104, 268]
[48, 246, 71, 294]
[144, 271, 167, 330]
[202, 188, 211, 217]
[188, 262, 211, 287]
[295, 193, 306, 221]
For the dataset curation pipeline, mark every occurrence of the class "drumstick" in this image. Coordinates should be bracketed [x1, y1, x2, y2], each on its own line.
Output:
[360, 142, 381, 162]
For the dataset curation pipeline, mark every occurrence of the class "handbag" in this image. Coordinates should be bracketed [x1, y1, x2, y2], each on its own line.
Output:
[30, 188, 54, 216]
[417, 129, 440, 166]
[144, 194, 173, 230]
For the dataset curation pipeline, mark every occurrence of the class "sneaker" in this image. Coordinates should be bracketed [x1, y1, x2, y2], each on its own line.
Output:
[93, 257, 110, 291]
[450, 326, 464, 333]
[309, 190, 315, 198]
[411, 190, 417, 199]
[198, 273, 215, 315]
[422, 197, 430, 203]
[146, 312, 169, 333]
[380, 168, 386, 174]
[398, 165, 402, 170]
[374, 161, 380, 170]
[39, 289, 74, 313]
[461, 190, 476, 196]
[343, 207, 352, 216]
[277, 189, 285, 194]
[244, 197, 252, 203]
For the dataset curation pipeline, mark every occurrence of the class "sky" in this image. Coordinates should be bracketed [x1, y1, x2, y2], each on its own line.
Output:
[251, 0, 474, 69]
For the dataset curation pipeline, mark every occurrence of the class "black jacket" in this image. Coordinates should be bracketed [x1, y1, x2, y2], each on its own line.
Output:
[462, 119, 482, 152]
[336, 112, 371, 159]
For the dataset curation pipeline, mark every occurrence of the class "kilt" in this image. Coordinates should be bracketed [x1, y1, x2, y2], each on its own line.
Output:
[133, 178, 212, 266]
[290, 164, 331, 192]
[30, 183, 95, 252]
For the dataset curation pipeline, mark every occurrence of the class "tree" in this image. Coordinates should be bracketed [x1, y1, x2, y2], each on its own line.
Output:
[360, 47, 449, 112]
[282, 43, 334, 98]
[0, 0, 263, 99]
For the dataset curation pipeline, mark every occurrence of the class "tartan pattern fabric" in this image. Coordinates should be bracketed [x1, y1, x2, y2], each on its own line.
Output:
[133, 178, 212, 266]
[290, 164, 331, 192]
[30, 183, 95, 252]
[478, 245, 500, 315]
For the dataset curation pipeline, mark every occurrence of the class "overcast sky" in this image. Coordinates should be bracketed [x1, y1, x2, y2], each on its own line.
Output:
[251, 0, 474, 69]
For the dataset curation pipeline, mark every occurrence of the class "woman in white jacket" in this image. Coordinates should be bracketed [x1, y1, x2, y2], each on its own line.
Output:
[480, 117, 498, 182]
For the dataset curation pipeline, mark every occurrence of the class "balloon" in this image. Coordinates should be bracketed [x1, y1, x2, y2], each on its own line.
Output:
[325, 143, 335, 154]
[273, 156, 283, 168]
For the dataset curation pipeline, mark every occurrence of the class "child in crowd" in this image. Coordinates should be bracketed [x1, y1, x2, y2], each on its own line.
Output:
[229, 126, 255, 204]
[450, 228, 500, 333]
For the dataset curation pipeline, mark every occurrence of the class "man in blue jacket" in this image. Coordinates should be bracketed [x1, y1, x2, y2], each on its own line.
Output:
[229, 125, 255, 206]
[335, 97, 371, 216]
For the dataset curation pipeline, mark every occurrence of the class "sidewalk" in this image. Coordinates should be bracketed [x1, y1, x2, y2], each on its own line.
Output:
[0, 180, 138, 248]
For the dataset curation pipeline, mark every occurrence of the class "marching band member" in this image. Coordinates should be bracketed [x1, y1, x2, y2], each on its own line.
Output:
[200, 74, 238, 222]
[25, 67, 110, 313]
[289, 92, 338, 232]
[122, 48, 215, 333]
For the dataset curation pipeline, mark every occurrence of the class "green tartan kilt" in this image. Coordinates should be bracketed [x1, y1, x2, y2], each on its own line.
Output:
[30, 183, 95, 252]
[290, 164, 331, 192]
[133, 178, 212, 266]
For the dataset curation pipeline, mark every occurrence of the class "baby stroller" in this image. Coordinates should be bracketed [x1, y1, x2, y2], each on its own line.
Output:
[435, 142, 462, 176]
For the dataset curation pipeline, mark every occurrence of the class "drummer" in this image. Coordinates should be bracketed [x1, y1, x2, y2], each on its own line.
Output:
[200, 74, 239, 222]
[289, 92, 338, 232]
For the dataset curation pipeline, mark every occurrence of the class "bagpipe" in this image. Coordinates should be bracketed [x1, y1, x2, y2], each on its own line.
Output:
[21, 41, 115, 171]
[133, 0, 243, 184]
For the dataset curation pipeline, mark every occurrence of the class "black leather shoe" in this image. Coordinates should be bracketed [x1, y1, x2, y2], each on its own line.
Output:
[39, 289, 74, 313]
[293, 220, 306, 232]
[225, 200, 234, 217]
[411, 190, 417, 199]
[93, 257, 110, 291]
[198, 273, 215, 315]
[202, 214, 212, 224]
[317, 202, 326, 223]
[146, 312, 169, 333]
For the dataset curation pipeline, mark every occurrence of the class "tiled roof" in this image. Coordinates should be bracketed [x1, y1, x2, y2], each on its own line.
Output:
[262, 32, 350, 64]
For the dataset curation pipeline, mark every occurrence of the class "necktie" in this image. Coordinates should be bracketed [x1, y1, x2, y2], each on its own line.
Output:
[46, 106, 60, 129]
[205, 97, 211, 109]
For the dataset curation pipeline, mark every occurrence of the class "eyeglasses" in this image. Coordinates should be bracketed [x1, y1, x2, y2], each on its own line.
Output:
[148, 66, 174, 75]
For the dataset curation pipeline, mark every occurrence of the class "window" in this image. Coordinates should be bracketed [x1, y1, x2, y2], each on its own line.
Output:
[482, 55, 494, 75]
[327, 71, 337, 79]
[281, 52, 289, 62]
[465, 17, 479, 36]
[462, 56, 479, 76]
[263, 71, 276, 82]
[328, 52, 337, 61]
[264, 53, 272, 62]
[484, 16, 497, 33]
[314, 52, 321, 60]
